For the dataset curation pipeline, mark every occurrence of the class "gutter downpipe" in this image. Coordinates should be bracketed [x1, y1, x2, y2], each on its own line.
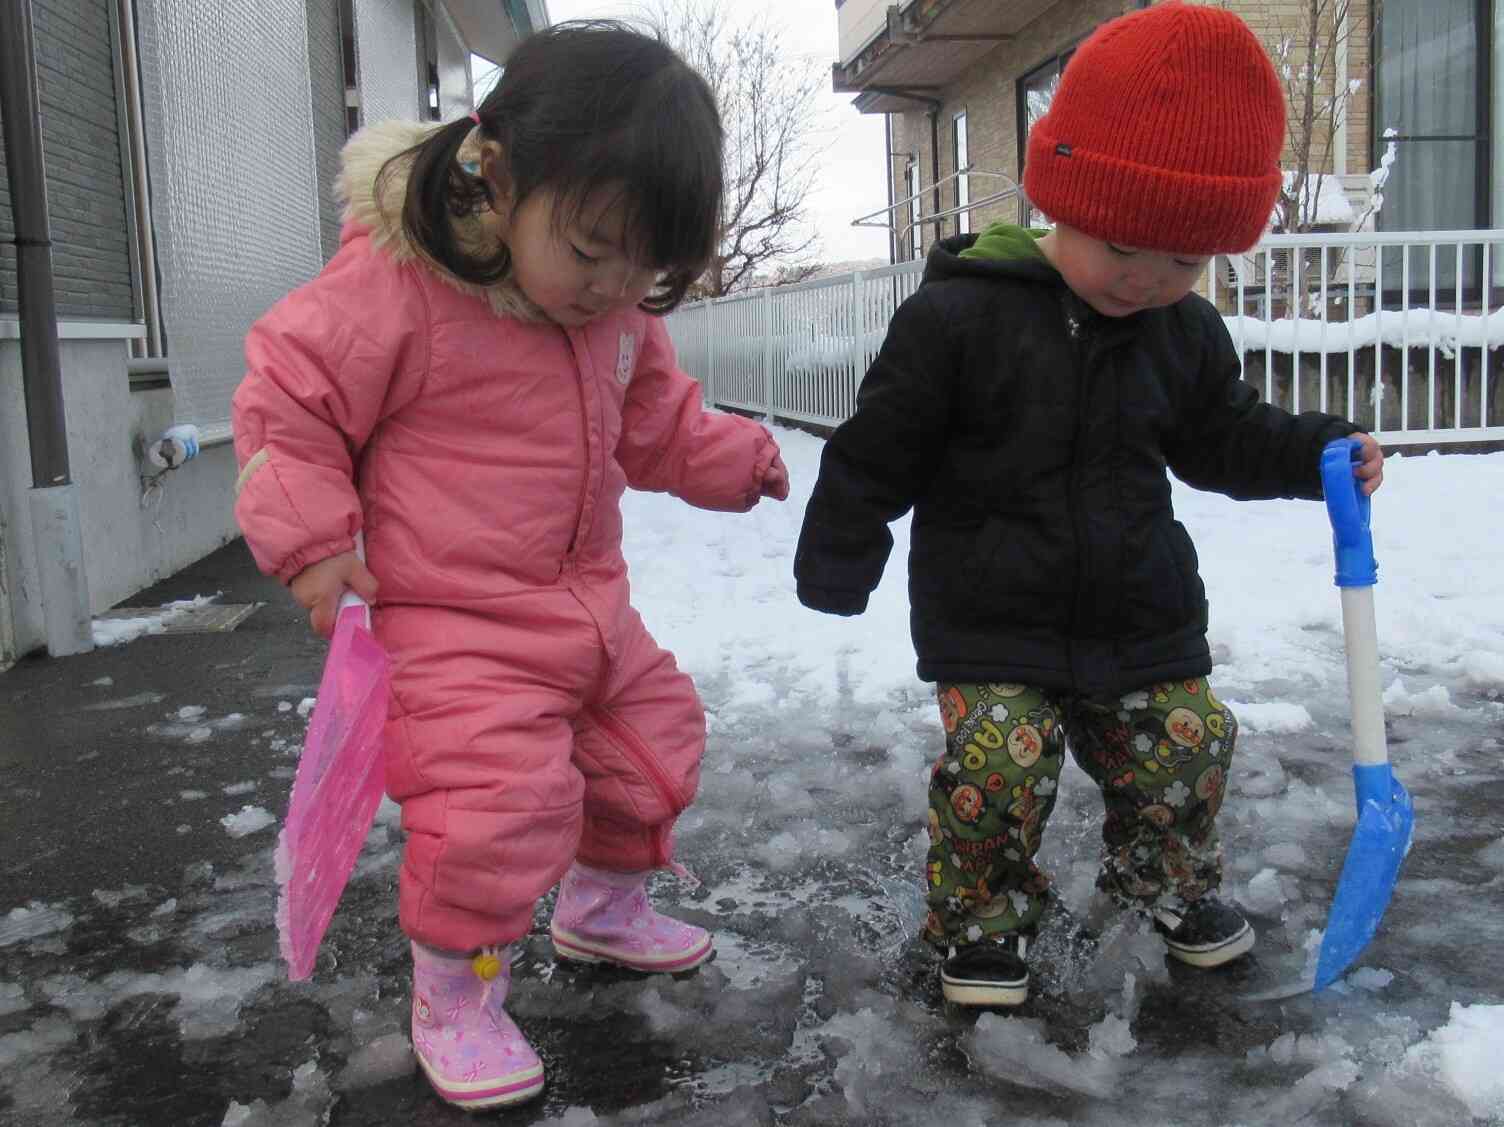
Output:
[115, 0, 163, 357]
[0, 0, 95, 656]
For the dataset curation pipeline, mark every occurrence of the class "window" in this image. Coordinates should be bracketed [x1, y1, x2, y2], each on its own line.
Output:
[953, 111, 970, 235]
[1016, 49, 1074, 226]
[340, 0, 361, 134]
[417, 1, 441, 121]
[908, 160, 923, 259]
[1375, 0, 1486, 289]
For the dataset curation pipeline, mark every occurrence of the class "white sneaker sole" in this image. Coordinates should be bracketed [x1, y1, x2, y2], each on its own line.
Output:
[1164, 921, 1256, 968]
[940, 973, 1029, 1007]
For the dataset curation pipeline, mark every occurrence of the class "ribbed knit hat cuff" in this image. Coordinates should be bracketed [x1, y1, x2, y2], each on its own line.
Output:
[1024, 128, 1281, 256]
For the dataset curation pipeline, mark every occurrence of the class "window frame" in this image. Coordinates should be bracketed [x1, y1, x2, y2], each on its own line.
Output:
[1372, 0, 1492, 303]
[908, 158, 923, 259]
[953, 109, 970, 235]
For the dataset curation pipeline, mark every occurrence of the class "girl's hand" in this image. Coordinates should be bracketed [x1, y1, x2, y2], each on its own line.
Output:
[760, 453, 790, 501]
[1351, 432, 1384, 495]
[289, 551, 379, 638]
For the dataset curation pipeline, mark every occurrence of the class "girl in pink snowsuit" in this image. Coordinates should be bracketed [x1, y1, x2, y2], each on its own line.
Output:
[231, 23, 787, 1110]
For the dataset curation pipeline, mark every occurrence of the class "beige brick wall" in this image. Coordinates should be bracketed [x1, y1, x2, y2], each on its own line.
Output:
[1233, 0, 1374, 182]
[883, 0, 1376, 256]
[889, 0, 1135, 252]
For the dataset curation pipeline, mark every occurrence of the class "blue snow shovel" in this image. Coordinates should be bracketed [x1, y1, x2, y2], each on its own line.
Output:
[1312, 437, 1413, 991]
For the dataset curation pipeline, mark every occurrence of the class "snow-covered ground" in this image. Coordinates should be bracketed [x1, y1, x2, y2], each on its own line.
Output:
[3, 428, 1502, 1125]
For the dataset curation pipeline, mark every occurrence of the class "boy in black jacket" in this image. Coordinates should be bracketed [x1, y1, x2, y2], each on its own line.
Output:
[793, 2, 1384, 1007]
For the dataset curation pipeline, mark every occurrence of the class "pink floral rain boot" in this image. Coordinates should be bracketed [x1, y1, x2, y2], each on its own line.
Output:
[549, 861, 713, 972]
[409, 941, 544, 1110]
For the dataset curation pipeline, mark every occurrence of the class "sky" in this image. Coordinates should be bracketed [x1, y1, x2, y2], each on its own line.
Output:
[11, 431, 1500, 1125]
[504, 0, 893, 265]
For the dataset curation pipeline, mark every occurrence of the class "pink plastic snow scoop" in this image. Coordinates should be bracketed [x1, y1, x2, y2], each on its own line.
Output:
[274, 546, 390, 980]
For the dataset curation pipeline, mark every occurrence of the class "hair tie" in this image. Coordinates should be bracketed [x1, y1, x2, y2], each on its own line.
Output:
[469, 110, 482, 127]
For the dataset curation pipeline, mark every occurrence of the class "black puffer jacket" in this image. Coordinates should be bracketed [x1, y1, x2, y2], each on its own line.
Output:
[794, 231, 1357, 698]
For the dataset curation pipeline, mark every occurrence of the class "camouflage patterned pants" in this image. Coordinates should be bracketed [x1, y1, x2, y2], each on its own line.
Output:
[923, 679, 1237, 949]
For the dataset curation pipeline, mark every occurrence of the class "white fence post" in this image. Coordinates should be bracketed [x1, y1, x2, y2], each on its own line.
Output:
[849, 270, 865, 384]
[705, 298, 717, 408]
[762, 286, 774, 421]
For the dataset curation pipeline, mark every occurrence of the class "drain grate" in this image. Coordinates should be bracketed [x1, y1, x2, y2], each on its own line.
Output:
[95, 602, 262, 635]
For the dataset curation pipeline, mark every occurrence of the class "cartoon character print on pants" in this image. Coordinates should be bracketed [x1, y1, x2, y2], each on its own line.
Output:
[925, 683, 1064, 948]
[1067, 678, 1237, 909]
[923, 678, 1238, 951]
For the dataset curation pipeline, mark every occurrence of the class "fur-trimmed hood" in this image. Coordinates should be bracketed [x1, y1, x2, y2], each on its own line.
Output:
[334, 119, 546, 321]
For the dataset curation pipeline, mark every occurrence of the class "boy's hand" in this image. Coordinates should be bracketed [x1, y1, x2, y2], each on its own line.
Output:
[289, 551, 379, 638]
[760, 453, 790, 501]
[1350, 432, 1384, 495]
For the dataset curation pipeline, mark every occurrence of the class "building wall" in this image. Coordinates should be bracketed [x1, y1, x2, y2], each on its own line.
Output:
[0, 331, 240, 666]
[1238, 0, 1374, 183]
[0, 0, 135, 321]
[888, 0, 1135, 249]
[885, 0, 1379, 253]
[356, 0, 421, 124]
[0, 0, 505, 664]
[134, 0, 327, 429]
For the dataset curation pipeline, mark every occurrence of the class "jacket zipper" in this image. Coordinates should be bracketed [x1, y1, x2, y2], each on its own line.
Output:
[588, 707, 686, 866]
[1066, 296, 1094, 640]
[564, 332, 591, 557]
[589, 707, 688, 810]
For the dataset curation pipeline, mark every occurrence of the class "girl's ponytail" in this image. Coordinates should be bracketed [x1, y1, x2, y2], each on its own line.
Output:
[378, 116, 509, 285]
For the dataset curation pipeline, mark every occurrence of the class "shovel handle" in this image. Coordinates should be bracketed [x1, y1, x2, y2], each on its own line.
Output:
[1320, 438, 1377, 588]
[336, 532, 372, 626]
[1322, 439, 1388, 769]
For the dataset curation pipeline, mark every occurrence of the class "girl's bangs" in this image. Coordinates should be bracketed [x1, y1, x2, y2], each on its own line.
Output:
[559, 151, 718, 277]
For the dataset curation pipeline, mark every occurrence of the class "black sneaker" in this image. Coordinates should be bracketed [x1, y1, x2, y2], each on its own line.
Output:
[940, 932, 1030, 1006]
[1152, 897, 1255, 967]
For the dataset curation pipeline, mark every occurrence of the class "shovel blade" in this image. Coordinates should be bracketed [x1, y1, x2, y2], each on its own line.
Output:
[1314, 764, 1413, 990]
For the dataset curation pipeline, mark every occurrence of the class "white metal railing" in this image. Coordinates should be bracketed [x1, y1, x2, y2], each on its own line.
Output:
[1213, 230, 1504, 442]
[666, 229, 1504, 445]
[852, 167, 1021, 256]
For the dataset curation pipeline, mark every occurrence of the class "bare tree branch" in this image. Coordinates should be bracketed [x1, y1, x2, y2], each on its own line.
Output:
[637, 0, 825, 297]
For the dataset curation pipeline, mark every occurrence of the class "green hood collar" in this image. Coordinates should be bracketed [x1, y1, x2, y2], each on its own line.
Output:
[958, 222, 1051, 263]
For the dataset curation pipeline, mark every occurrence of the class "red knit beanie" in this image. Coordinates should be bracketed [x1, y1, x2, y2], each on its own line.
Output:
[1022, 2, 1285, 255]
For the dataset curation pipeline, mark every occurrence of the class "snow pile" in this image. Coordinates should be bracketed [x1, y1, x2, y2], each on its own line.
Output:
[91, 594, 220, 646]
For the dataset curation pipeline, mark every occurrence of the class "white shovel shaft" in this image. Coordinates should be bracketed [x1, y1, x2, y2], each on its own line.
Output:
[1339, 586, 1388, 767]
[336, 531, 372, 626]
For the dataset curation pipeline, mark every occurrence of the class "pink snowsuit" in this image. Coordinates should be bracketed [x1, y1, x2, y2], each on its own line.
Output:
[232, 123, 778, 952]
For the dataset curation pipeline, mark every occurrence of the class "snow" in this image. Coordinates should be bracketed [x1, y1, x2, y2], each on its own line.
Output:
[1226, 700, 1313, 733]
[1410, 1005, 1504, 1120]
[90, 609, 180, 646]
[3, 430, 1503, 1125]
[336, 1032, 416, 1090]
[0, 902, 74, 947]
[1227, 303, 1504, 355]
[89, 594, 221, 647]
[220, 805, 276, 838]
[1279, 170, 1358, 226]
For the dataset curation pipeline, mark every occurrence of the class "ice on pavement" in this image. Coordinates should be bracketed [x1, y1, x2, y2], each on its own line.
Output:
[2, 432, 1502, 1125]
[220, 805, 277, 838]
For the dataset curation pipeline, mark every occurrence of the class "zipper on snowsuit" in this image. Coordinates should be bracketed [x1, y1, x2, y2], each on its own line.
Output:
[587, 707, 688, 867]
